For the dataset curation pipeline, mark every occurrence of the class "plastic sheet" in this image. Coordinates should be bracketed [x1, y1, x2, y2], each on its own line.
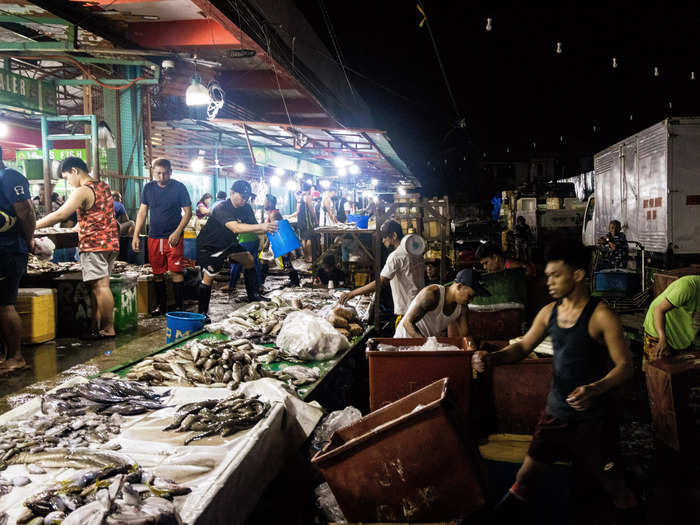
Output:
[315, 482, 346, 523]
[276, 311, 350, 361]
[311, 406, 362, 452]
[33, 236, 55, 260]
[0, 377, 323, 525]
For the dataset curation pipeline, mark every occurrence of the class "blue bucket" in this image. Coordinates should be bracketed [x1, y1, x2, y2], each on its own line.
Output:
[166, 312, 206, 343]
[267, 219, 301, 258]
[347, 214, 369, 228]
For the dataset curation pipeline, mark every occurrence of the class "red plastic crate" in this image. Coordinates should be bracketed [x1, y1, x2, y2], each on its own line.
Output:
[312, 378, 485, 522]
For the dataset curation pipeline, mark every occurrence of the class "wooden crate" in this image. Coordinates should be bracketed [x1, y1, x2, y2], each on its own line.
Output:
[646, 352, 700, 454]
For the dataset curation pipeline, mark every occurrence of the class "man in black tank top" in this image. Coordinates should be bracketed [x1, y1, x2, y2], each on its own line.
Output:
[472, 242, 640, 523]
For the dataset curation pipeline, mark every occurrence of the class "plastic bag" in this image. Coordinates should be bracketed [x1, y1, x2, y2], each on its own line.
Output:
[33, 236, 55, 260]
[311, 406, 362, 452]
[275, 311, 350, 361]
[315, 482, 346, 523]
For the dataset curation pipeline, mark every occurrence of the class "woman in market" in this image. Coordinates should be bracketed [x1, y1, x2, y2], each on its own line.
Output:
[36, 156, 119, 339]
[319, 188, 338, 226]
[297, 182, 318, 263]
[194, 193, 213, 231]
[111, 191, 135, 237]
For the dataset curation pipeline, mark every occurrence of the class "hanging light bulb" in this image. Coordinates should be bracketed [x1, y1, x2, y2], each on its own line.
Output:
[348, 164, 360, 175]
[371, 178, 378, 187]
[295, 171, 303, 179]
[485, 17, 493, 31]
[556, 42, 562, 54]
[668, 101, 672, 109]
[320, 179, 331, 189]
[593, 124, 597, 132]
[506, 146, 510, 153]
[338, 167, 348, 176]
[274, 167, 284, 176]
[691, 71, 696, 80]
[270, 175, 280, 187]
[333, 156, 349, 168]
[629, 114, 634, 121]
[612, 57, 617, 68]
[398, 187, 407, 196]
[305, 179, 313, 185]
[532, 141, 536, 149]
[286, 179, 298, 191]
[233, 162, 246, 174]
[654, 66, 659, 77]
[560, 135, 564, 142]
[185, 74, 210, 106]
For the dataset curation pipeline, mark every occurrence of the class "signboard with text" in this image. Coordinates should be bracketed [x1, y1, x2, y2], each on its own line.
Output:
[0, 71, 57, 115]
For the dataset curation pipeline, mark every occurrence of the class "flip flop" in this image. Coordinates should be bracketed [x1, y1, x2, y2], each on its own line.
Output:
[81, 331, 116, 341]
[0, 361, 31, 374]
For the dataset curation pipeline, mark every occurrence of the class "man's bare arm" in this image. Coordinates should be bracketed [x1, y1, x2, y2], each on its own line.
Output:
[448, 305, 469, 338]
[402, 285, 440, 337]
[36, 186, 91, 229]
[472, 303, 552, 372]
[13, 199, 36, 250]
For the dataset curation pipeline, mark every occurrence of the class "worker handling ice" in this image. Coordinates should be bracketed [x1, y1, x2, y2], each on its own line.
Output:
[471, 242, 640, 523]
[195, 180, 277, 323]
[394, 268, 489, 338]
[339, 220, 425, 330]
[642, 274, 700, 367]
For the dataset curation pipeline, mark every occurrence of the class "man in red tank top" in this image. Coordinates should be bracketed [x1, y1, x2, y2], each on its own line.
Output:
[36, 157, 119, 339]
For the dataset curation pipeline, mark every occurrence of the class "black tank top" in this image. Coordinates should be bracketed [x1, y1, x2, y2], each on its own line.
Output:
[545, 297, 611, 421]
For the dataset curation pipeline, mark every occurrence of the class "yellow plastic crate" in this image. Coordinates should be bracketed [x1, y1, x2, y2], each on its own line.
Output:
[16, 288, 56, 344]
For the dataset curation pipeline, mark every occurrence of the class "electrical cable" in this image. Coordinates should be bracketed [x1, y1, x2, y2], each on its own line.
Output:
[416, 0, 461, 118]
[316, 0, 357, 103]
[9, 54, 146, 90]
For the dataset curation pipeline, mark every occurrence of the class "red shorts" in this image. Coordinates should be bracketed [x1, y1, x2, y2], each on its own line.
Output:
[148, 237, 184, 275]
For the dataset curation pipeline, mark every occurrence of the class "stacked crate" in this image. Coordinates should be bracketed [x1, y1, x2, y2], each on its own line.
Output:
[393, 192, 422, 237]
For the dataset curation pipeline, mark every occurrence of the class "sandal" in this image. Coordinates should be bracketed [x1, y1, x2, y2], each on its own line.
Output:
[81, 331, 116, 340]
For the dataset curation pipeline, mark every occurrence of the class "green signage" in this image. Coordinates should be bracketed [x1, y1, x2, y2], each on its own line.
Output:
[16, 148, 87, 161]
[0, 71, 57, 115]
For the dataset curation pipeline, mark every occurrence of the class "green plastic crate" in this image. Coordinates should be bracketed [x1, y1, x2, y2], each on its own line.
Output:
[110, 273, 137, 331]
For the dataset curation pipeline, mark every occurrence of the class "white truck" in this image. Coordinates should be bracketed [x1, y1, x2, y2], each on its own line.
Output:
[582, 117, 700, 257]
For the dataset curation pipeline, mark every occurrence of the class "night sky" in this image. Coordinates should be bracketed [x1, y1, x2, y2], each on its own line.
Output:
[294, 2, 700, 194]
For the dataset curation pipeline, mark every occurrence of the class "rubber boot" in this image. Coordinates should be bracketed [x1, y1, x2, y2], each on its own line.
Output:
[244, 267, 269, 302]
[197, 283, 212, 324]
[288, 268, 300, 287]
[173, 281, 184, 312]
[151, 279, 167, 316]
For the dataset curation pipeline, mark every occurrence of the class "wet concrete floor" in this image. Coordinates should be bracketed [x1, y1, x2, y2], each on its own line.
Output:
[0, 274, 296, 414]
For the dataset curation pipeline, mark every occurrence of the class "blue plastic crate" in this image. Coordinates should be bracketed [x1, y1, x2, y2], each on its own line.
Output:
[594, 270, 641, 293]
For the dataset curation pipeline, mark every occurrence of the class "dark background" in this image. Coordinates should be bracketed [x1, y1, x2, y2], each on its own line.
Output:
[294, 2, 700, 196]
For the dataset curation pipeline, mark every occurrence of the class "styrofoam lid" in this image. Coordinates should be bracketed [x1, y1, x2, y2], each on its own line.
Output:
[18, 288, 56, 296]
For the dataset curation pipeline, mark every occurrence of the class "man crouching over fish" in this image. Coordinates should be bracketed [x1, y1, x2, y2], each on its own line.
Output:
[196, 180, 277, 323]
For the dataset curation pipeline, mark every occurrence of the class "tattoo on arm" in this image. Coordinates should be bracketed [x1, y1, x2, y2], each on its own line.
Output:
[404, 286, 439, 337]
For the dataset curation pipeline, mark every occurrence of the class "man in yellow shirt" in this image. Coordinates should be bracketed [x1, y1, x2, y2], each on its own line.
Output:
[643, 275, 700, 365]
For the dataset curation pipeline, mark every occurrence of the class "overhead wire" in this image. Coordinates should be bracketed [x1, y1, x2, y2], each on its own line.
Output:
[316, 0, 358, 104]
[416, 0, 461, 119]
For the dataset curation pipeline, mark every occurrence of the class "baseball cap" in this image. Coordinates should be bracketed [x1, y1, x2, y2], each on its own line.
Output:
[231, 180, 255, 200]
[454, 269, 490, 296]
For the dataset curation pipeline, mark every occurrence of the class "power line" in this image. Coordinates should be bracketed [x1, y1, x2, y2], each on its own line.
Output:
[316, 0, 357, 104]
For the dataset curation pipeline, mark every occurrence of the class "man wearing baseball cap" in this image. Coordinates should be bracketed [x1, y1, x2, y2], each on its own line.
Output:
[394, 268, 489, 338]
[195, 180, 276, 322]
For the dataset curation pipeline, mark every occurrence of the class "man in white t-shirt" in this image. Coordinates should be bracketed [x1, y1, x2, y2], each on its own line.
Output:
[339, 220, 425, 330]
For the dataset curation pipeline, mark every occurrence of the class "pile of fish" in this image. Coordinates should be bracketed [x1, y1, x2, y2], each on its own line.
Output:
[26, 255, 63, 274]
[125, 337, 319, 392]
[205, 297, 297, 342]
[164, 392, 270, 445]
[0, 411, 124, 469]
[15, 451, 190, 524]
[41, 378, 169, 417]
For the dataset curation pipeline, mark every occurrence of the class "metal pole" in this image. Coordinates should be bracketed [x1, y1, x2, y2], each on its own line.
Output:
[40, 116, 52, 215]
[90, 114, 99, 180]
